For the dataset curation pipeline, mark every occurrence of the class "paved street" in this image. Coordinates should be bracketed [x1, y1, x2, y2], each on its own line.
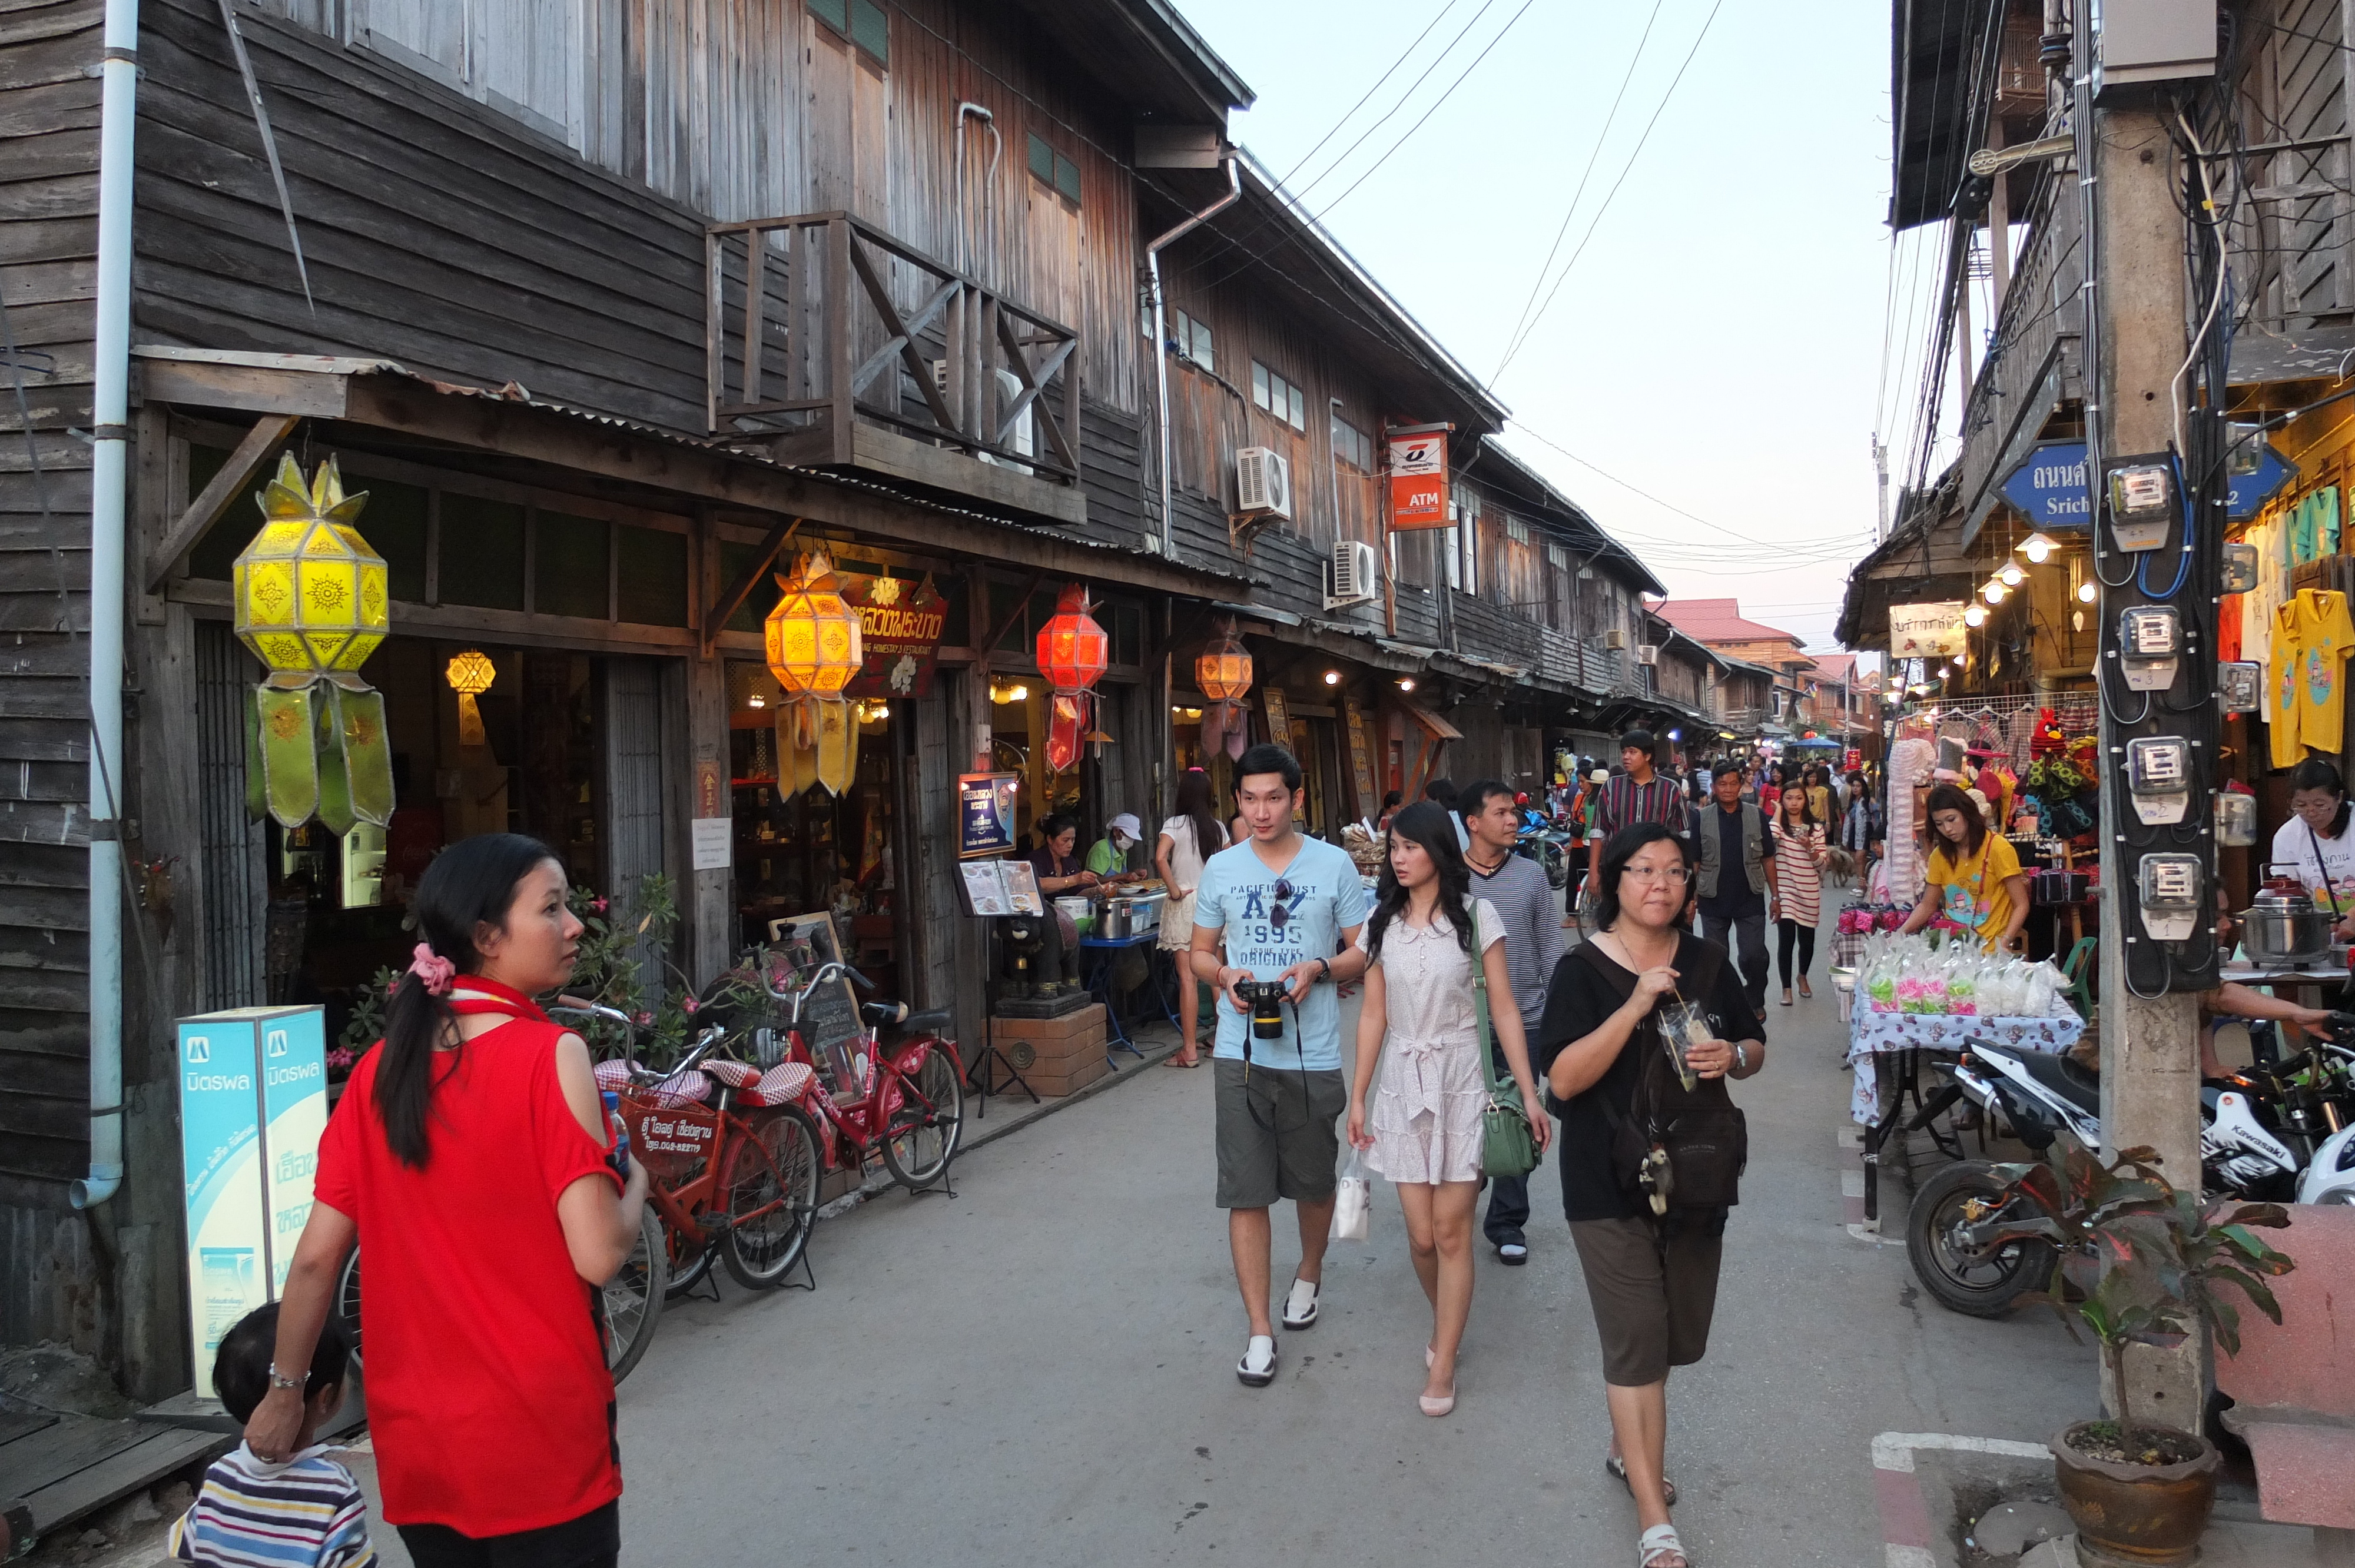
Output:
[502, 921, 2091, 1567]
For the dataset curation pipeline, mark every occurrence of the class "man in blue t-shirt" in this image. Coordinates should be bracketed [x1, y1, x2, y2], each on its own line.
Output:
[1190, 743, 1371, 1390]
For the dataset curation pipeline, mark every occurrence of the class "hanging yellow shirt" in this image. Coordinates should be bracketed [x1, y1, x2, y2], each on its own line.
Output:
[2294, 588, 2355, 756]
[2273, 597, 2306, 768]
[1928, 832, 2025, 952]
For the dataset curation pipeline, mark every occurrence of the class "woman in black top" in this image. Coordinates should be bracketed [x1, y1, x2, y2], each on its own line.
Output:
[1537, 822, 1766, 1568]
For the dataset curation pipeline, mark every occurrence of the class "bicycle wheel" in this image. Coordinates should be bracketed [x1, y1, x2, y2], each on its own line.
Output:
[665, 1228, 717, 1300]
[720, 1106, 822, 1289]
[881, 1047, 964, 1191]
[603, 1207, 667, 1383]
[334, 1245, 364, 1367]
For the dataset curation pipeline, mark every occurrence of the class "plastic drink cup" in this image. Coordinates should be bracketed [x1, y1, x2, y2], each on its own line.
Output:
[1659, 998, 1707, 1092]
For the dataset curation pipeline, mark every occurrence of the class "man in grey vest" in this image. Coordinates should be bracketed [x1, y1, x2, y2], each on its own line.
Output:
[1690, 762, 1777, 1015]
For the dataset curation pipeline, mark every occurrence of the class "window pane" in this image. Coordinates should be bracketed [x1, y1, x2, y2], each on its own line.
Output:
[1028, 133, 1054, 184]
[1252, 361, 1269, 409]
[809, 0, 846, 31]
[1288, 384, 1305, 430]
[850, 0, 887, 61]
[184, 446, 235, 580]
[616, 525, 688, 626]
[1190, 319, 1214, 373]
[364, 479, 430, 603]
[720, 538, 771, 633]
[1053, 152, 1081, 204]
[438, 493, 526, 610]
[535, 511, 609, 620]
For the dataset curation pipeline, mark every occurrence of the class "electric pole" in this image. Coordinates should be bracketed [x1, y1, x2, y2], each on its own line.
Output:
[2078, 0, 2213, 1426]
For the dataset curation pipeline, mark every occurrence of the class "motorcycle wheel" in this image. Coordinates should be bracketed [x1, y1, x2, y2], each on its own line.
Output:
[1905, 1161, 2055, 1318]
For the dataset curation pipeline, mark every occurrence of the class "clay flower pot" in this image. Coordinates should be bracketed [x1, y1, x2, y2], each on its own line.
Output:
[2049, 1420, 2218, 1566]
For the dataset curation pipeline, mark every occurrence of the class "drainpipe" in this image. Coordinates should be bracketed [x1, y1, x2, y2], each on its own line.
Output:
[1145, 157, 1239, 556]
[72, 0, 138, 1210]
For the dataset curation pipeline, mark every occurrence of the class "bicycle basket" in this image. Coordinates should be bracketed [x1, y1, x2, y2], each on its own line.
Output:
[620, 1091, 721, 1182]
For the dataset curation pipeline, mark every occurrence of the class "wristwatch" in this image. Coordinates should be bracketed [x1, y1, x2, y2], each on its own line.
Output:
[1315, 957, 1332, 985]
[1733, 1043, 1750, 1075]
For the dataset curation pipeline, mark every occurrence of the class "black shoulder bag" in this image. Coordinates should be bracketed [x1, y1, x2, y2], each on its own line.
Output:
[1574, 941, 1749, 1214]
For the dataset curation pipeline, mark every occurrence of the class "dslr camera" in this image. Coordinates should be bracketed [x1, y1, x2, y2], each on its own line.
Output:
[1235, 978, 1293, 1041]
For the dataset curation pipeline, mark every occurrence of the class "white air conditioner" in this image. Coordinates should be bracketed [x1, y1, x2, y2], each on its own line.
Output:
[1603, 629, 1628, 651]
[1235, 446, 1292, 519]
[930, 360, 1033, 474]
[1327, 539, 1380, 607]
[1634, 643, 1660, 666]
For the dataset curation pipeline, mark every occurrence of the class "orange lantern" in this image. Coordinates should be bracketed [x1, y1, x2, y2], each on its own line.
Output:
[1037, 583, 1107, 772]
[1196, 618, 1253, 761]
[764, 552, 864, 796]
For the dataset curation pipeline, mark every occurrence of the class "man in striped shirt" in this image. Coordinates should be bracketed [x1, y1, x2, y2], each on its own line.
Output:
[1581, 730, 1689, 899]
[173, 1303, 373, 1568]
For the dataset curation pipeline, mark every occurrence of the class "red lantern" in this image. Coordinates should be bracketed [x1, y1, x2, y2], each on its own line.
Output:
[1037, 583, 1107, 772]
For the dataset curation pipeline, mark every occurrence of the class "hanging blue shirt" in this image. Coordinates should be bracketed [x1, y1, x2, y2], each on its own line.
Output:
[1192, 836, 1371, 1072]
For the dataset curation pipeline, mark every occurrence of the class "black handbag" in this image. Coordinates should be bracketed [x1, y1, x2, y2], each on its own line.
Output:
[1574, 941, 1749, 1213]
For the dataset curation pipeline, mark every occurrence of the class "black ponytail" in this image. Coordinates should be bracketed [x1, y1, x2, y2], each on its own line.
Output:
[376, 833, 561, 1168]
[1365, 801, 1478, 964]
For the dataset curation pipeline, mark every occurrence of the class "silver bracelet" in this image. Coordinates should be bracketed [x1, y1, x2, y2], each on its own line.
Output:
[267, 1366, 306, 1392]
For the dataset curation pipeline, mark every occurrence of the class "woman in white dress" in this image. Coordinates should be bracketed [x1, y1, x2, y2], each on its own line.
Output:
[1345, 802, 1549, 1417]
[1154, 769, 1229, 1067]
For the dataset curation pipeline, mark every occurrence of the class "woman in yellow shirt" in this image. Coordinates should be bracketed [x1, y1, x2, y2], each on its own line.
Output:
[1899, 783, 2031, 954]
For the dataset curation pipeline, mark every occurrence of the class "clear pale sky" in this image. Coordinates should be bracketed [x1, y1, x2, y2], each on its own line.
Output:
[1171, 0, 1896, 656]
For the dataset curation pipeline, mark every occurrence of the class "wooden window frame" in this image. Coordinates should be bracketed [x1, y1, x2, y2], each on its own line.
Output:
[1251, 360, 1307, 433]
[1027, 131, 1081, 205]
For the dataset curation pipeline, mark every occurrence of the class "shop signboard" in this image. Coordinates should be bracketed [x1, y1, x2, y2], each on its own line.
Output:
[1387, 430, 1448, 530]
[1344, 699, 1379, 820]
[1889, 602, 1968, 659]
[958, 771, 1020, 859]
[1259, 686, 1292, 748]
[175, 1005, 326, 1397]
[2001, 439, 2293, 526]
[840, 573, 948, 699]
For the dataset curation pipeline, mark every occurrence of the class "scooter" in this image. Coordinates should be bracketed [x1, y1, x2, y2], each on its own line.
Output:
[1515, 822, 1574, 890]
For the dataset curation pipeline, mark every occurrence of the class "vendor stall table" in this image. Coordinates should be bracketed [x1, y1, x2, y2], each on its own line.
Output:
[1847, 1005, 2085, 1222]
[1078, 931, 1172, 1062]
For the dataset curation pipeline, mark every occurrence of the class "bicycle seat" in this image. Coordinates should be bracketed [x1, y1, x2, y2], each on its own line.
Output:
[2010, 1048, 2102, 1117]
[860, 1001, 907, 1028]
[897, 1008, 953, 1037]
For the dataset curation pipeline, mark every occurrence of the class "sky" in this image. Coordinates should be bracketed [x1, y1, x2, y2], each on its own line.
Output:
[1169, 0, 1898, 657]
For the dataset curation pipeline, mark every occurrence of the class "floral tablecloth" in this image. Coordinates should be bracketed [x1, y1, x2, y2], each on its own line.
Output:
[1846, 1008, 2084, 1124]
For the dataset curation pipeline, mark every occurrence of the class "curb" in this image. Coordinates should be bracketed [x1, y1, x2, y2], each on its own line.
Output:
[1872, 1431, 2051, 1568]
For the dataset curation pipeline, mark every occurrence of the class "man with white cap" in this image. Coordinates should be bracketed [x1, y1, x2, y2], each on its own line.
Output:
[1086, 813, 1153, 883]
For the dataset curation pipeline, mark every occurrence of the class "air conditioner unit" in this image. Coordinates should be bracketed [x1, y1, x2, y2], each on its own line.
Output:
[1602, 629, 1628, 651]
[1634, 643, 1660, 666]
[1327, 539, 1380, 607]
[929, 360, 1033, 473]
[1235, 447, 1292, 519]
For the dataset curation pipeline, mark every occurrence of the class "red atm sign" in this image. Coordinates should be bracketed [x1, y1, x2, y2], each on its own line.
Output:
[1388, 432, 1449, 530]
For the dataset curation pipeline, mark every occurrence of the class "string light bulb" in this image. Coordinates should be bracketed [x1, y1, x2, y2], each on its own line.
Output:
[1983, 580, 2006, 605]
[2077, 581, 2098, 604]
[1964, 603, 1987, 627]
[2018, 532, 2057, 564]
[1998, 564, 2025, 587]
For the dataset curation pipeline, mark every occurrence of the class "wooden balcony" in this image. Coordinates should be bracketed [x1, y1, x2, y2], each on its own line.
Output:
[705, 212, 1086, 526]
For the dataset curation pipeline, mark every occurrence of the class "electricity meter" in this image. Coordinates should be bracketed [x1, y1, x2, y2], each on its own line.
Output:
[2222, 542, 2258, 593]
[2215, 790, 2257, 848]
[2219, 660, 2261, 714]
[2137, 853, 2204, 943]
[2109, 463, 2175, 551]
[2118, 604, 2182, 692]
[2125, 735, 2193, 825]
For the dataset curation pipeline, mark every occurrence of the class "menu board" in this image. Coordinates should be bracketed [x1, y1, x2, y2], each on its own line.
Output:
[957, 858, 1043, 916]
[959, 772, 1020, 859]
[765, 912, 864, 1078]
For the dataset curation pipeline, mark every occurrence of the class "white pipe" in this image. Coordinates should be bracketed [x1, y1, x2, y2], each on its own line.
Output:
[951, 102, 994, 277]
[1146, 157, 1239, 556]
[73, 0, 138, 1210]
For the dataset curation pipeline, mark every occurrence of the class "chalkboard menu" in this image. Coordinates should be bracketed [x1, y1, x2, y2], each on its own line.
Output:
[765, 912, 865, 1092]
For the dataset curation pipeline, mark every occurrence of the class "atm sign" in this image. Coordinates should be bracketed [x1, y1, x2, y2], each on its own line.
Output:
[1388, 433, 1449, 531]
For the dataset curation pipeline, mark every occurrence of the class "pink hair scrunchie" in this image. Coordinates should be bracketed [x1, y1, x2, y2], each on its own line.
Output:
[407, 942, 456, 998]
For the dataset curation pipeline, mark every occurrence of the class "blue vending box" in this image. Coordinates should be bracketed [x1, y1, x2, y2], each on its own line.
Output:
[175, 1005, 327, 1397]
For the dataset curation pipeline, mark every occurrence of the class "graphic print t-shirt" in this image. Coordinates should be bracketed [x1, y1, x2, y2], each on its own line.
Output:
[1192, 835, 1371, 1072]
[2297, 589, 2355, 756]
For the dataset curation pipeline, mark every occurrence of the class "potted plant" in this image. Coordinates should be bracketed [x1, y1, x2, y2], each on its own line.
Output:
[1960, 1138, 2294, 1566]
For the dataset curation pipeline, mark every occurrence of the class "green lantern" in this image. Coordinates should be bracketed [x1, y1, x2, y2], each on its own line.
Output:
[233, 454, 396, 831]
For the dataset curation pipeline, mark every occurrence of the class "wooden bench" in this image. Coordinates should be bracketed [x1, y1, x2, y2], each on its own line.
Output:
[2216, 1205, 2355, 1560]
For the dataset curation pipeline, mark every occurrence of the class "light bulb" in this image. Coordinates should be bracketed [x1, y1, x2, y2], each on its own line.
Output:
[1999, 564, 2025, 587]
[1983, 581, 2006, 604]
[2077, 582, 2097, 604]
[1322, 669, 1342, 686]
[2020, 532, 2057, 564]
[1397, 676, 1415, 692]
[1964, 604, 1987, 627]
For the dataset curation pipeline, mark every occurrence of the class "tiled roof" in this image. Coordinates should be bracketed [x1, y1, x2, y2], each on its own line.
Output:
[1650, 598, 1806, 647]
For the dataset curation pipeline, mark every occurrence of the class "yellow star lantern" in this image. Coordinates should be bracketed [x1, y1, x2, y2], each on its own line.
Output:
[445, 649, 495, 747]
[764, 551, 865, 796]
[231, 455, 396, 834]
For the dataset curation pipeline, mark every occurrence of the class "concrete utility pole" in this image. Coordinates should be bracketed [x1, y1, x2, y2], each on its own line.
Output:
[2080, 11, 2207, 1426]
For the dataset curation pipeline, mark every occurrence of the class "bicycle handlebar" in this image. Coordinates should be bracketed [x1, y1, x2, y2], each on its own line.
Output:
[757, 957, 878, 1024]
[549, 1001, 635, 1030]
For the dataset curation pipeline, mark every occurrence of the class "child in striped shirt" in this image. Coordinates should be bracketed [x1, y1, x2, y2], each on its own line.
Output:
[173, 1301, 374, 1567]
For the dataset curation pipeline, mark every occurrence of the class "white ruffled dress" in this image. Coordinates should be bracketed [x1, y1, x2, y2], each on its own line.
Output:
[1358, 900, 1504, 1186]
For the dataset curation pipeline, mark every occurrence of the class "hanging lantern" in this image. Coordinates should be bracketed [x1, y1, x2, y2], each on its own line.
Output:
[764, 551, 864, 796]
[445, 649, 496, 746]
[233, 454, 395, 834]
[1036, 582, 1107, 773]
[1195, 618, 1253, 761]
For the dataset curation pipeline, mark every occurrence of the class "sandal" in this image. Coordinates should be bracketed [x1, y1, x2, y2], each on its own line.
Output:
[1237, 1334, 1276, 1387]
[1606, 1453, 1677, 1506]
[1281, 1276, 1319, 1330]
[1638, 1523, 1688, 1567]
[1779, 989, 1793, 1008]
[1164, 1054, 1200, 1068]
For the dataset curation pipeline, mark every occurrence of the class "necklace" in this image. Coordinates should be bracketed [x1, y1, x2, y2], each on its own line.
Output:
[1465, 846, 1510, 876]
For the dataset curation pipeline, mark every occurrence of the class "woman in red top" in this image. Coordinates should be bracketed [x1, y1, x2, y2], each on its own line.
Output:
[247, 833, 650, 1567]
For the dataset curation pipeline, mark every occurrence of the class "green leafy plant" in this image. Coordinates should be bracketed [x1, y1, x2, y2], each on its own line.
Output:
[1961, 1137, 2296, 1436]
[330, 964, 402, 1078]
[561, 873, 702, 1067]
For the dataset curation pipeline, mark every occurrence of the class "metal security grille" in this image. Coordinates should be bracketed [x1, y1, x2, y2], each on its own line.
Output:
[194, 619, 267, 1011]
[601, 657, 668, 1004]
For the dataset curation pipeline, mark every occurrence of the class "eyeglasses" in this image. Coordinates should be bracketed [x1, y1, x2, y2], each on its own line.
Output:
[1622, 865, 1691, 886]
[1268, 878, 1296, 932]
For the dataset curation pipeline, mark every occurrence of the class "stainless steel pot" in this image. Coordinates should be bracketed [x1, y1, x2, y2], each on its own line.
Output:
[1100, 900, 1132, 939]
[2241, 882, 2336, 966]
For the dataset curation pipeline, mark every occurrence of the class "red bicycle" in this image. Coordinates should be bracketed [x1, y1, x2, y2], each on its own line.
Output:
[752, 959, 966, 1192]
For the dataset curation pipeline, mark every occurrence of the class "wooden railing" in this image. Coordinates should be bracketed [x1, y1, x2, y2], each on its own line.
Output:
[704, 211, 1082, 487]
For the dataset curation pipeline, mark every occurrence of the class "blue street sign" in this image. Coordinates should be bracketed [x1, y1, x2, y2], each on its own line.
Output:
[2000, 440, 2296, 527]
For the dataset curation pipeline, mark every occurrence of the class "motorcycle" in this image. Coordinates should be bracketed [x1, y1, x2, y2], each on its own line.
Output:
[1514, 815, 1574, 891]
[1905, 1024, 2355, 1317]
